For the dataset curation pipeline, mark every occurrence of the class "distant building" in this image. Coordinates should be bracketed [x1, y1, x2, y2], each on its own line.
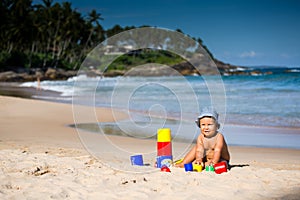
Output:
[104, 45, 134, 55]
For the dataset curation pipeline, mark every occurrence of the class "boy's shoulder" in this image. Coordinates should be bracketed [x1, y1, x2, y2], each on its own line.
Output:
[217, 132, 223, 136]
[216, 132, 225, 139]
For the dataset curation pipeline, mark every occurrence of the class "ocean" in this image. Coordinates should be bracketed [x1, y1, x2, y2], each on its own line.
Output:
[21, 67, 300, 148]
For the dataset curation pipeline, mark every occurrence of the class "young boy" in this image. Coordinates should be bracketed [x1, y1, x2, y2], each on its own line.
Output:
[175, 107, 230, 168]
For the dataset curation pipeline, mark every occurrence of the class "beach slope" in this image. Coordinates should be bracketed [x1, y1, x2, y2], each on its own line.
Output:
[0, 95, 300, 199]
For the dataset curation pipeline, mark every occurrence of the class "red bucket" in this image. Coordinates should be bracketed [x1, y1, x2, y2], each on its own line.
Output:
[157, 142, 172, 156]
[214, 161, 228, 174]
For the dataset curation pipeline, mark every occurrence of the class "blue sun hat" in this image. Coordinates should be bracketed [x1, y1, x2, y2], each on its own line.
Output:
[195, 107, 219, 128]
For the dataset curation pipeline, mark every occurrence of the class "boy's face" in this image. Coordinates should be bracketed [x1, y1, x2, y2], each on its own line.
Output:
[199, 117, 218, 137]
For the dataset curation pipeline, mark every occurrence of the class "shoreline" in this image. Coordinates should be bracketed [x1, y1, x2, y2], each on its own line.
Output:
[1, 82, 300, 150]
[1, 81, 300, 130]
[0, 82, 65, 102]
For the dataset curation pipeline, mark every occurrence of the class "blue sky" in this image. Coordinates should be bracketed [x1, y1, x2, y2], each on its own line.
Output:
[34, 0, 300, 67]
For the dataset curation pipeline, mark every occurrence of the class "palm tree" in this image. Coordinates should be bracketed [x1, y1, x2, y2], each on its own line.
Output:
[85, 9, 103, 48]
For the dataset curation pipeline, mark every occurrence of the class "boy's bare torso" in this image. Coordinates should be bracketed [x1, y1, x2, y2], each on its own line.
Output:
[200, 132, 230, 161]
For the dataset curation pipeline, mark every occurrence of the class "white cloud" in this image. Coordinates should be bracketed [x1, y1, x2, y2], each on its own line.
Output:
[280, 53, 291, 59]
[239, 51, 257, 58]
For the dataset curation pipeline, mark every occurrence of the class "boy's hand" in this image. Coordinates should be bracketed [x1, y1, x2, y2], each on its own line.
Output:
[194, 159, 201, 165]
[205, 160, 215, 167]
[194, 160, 204, 167]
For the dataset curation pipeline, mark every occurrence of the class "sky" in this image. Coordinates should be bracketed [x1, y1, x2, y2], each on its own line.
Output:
[34, 0, 300, 67]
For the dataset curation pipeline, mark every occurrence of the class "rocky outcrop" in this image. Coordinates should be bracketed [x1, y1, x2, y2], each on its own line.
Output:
[0, 71, 27, 82]
[0, 68, 78, 82]
[43, 68, 78, 80]
[0, 61, 244, 82]
[1, 58, 273, 82]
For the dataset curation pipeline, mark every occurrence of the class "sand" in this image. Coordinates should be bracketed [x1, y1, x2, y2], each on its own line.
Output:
[1, 95, 300, 199]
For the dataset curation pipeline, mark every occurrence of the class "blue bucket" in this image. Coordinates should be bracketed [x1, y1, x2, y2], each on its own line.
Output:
[130, 155, 144, 166]
[156, 155, 173, 168]
[184, 163, 193, 172]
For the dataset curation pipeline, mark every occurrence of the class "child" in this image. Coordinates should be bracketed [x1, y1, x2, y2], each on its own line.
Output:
[175, 107, 230, 168]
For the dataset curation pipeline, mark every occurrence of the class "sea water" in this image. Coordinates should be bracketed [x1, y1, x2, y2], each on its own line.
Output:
[21, 68, 300, 148]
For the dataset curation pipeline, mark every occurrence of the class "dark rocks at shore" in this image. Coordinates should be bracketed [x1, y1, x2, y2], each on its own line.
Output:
[44, 68, 78, 80]
[0, 60, 279, 82]
[0, 65, 112, 82]
[0, 68, 78, 82]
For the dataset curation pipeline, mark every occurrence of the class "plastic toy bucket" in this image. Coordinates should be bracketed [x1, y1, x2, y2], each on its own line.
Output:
[205, 165, 214, 172]
[157, 142, 172, 156]
[184, 163, 193, 172]
[214, 161, 228, 174]
[157, 128, 171, 142]
[156, 155, 173, 168]
[130, 155, 144, 166]
[192, 163, 202, 172]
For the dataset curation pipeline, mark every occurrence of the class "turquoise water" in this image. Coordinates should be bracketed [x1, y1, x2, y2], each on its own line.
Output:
[21, 68, 300, 148]
[223, 72, 300, 127]
[22, 68, 300, 128]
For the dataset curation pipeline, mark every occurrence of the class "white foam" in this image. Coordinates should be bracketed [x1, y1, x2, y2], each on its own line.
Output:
[288, 69, 300, 72]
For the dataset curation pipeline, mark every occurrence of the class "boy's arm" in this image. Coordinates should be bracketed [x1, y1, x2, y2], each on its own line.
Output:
[211, 133, 224, 165]
[195, 135, 204, 165]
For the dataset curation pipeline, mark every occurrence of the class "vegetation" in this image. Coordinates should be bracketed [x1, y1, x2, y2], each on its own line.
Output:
[109, 49, 185, 71]
[0, 0, 213, 72]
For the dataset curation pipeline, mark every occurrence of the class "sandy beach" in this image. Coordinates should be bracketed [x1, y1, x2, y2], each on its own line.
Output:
[1, 94, 300, 199]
